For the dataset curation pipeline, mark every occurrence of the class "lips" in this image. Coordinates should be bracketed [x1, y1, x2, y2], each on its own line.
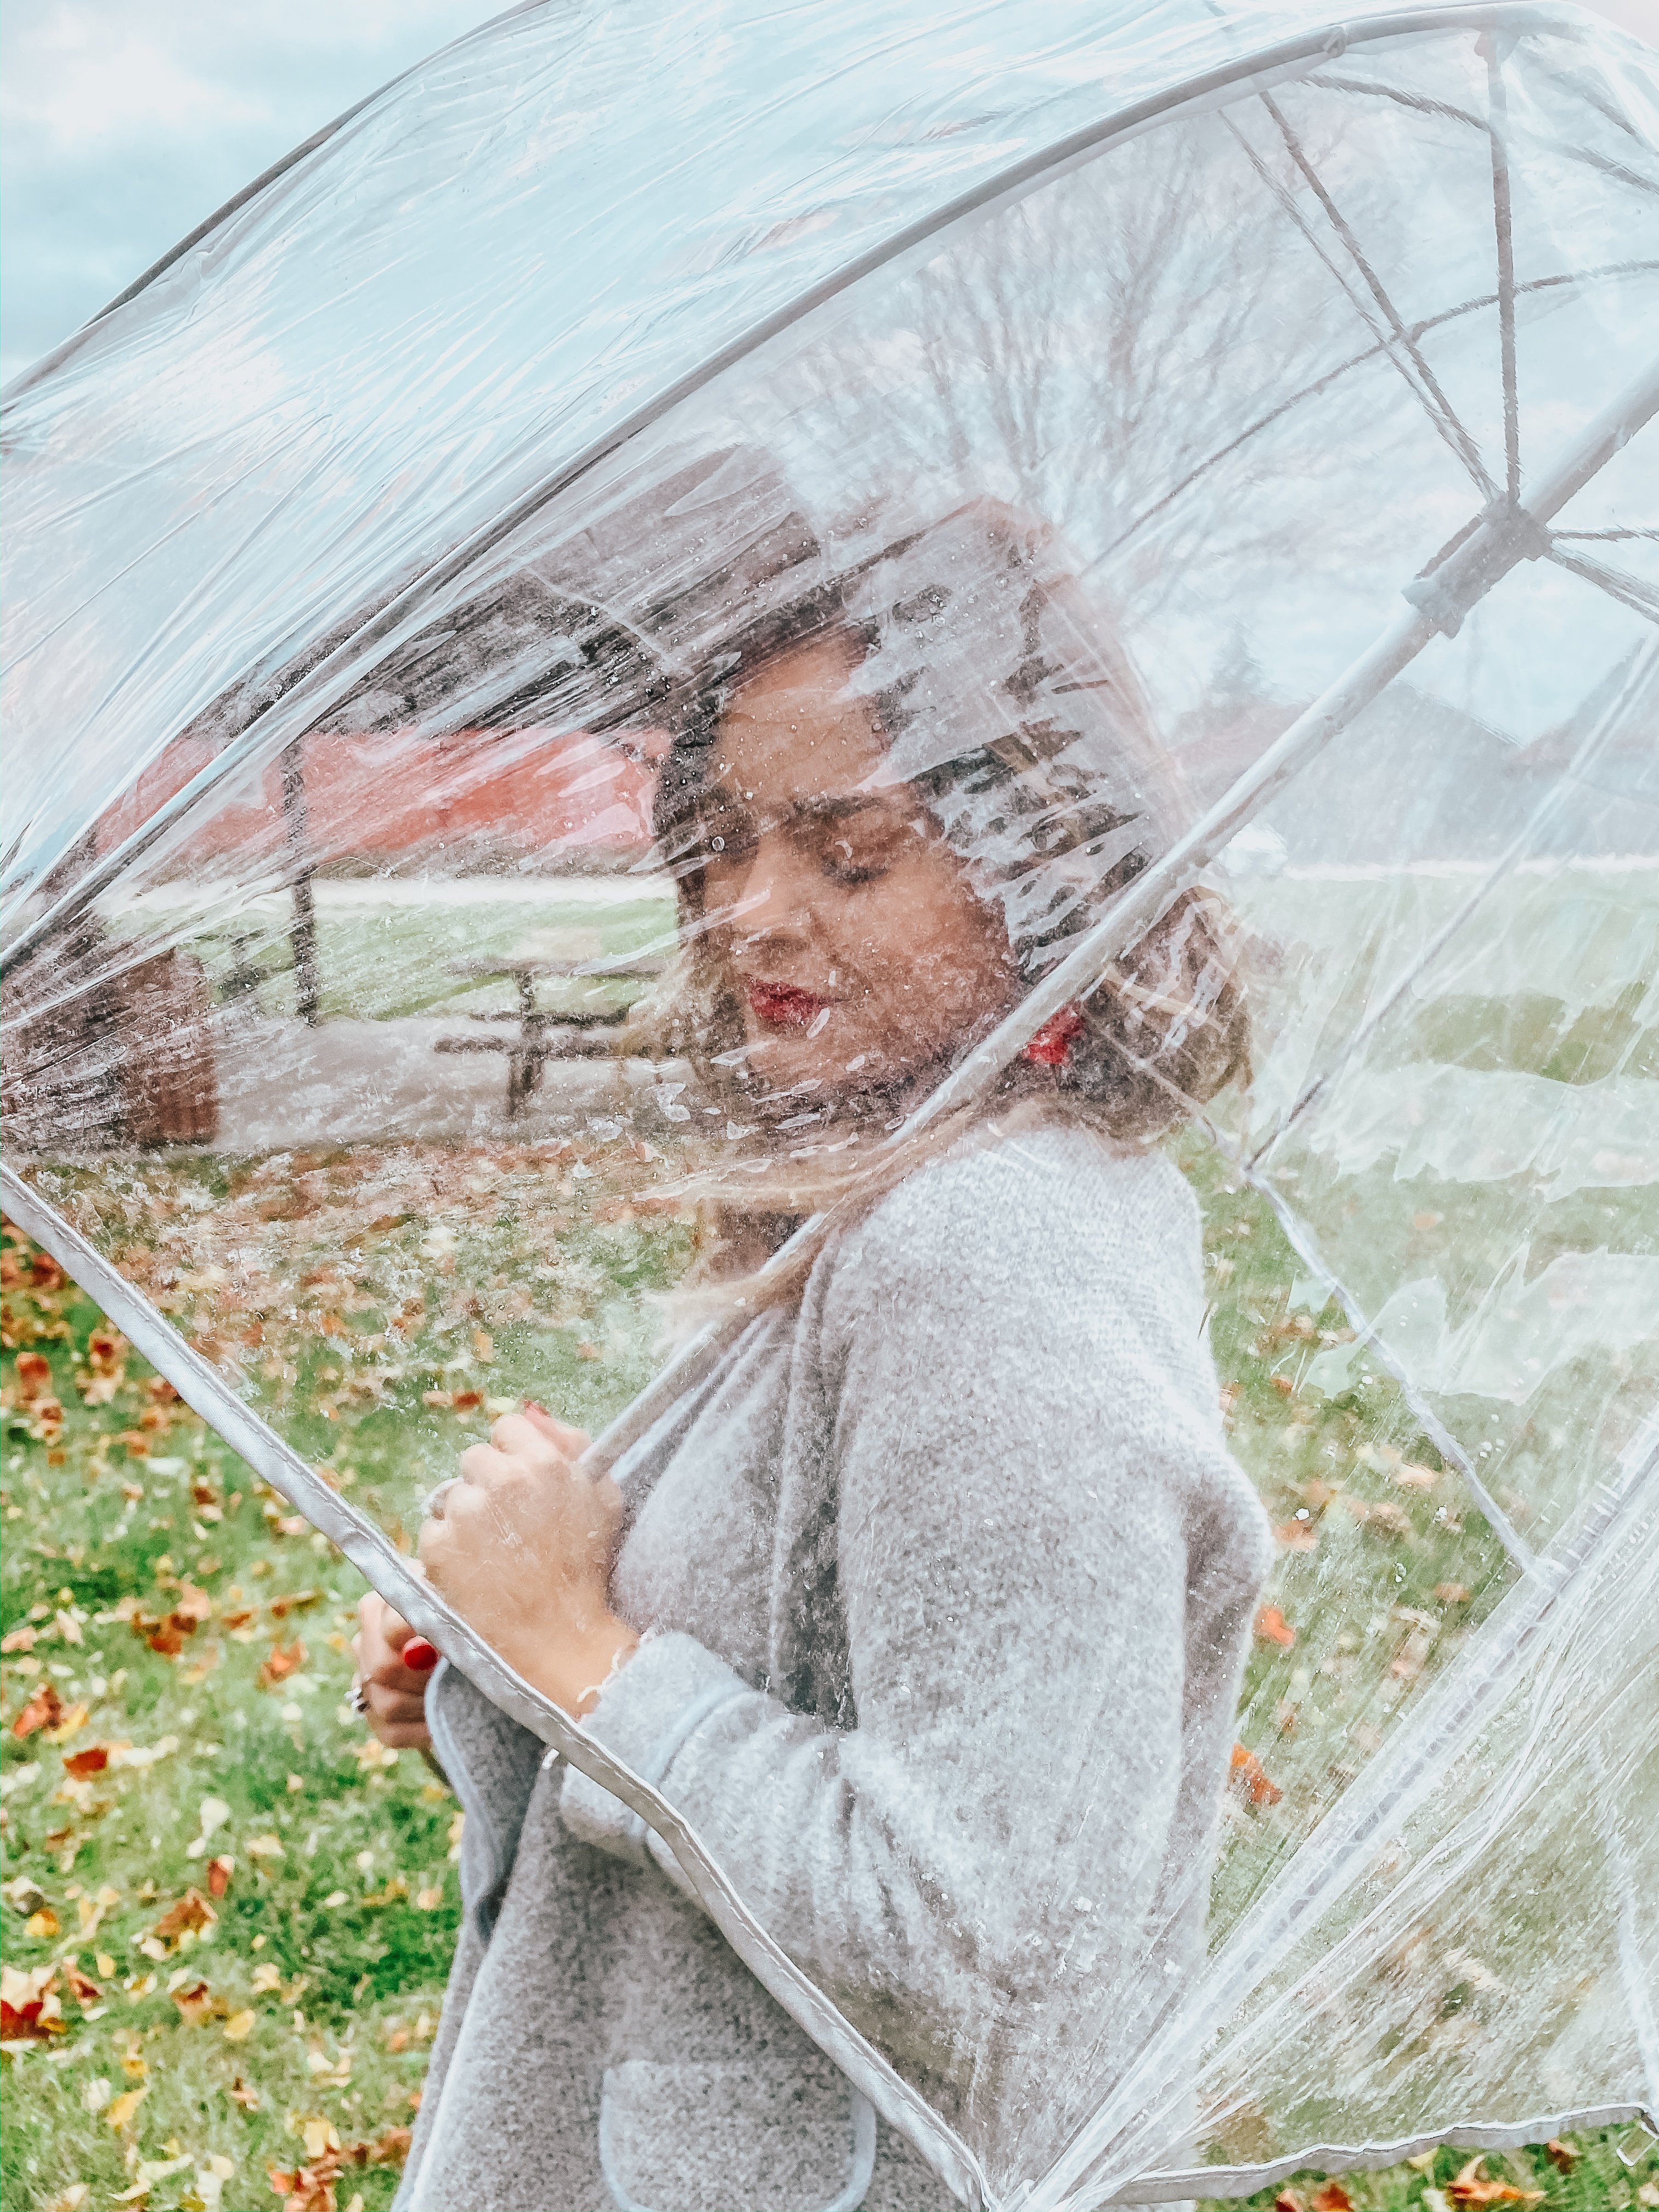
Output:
[746, 980, 829, 1030]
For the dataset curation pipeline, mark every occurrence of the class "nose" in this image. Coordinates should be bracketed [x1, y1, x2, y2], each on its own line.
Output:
[723, 830, 817, 950]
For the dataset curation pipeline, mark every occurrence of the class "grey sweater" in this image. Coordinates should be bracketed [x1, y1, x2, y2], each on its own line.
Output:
[396, 1125, 1272, 2212]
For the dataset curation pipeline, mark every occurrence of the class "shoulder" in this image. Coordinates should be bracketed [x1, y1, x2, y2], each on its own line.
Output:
[833, 1119, 1201, 1307]
[816, 1119, 1210, 1387]
[808, 1121, 1259, 1544]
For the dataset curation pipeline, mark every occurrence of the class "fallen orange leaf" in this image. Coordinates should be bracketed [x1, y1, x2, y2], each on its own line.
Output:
[268, 2158, 341, 2212]
[149, 1888, 217, 1946]
[1256, 1606, 1297, 1648]
[258, 1638, 307, 1689]
[1, 1963, 64, 2041]
[1446, 2155, 1545, 2207]
[14, 1351, 52, 1403]
[172, 1978, 221, 2026]
[1231, 1742, 1284, 1807]
[268, 1589, 322, 1621]
[105, 2086, 146, 2132]
[11, 1683, 64, 1739]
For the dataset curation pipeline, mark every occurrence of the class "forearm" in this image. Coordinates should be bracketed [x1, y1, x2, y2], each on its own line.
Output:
[560, 1608, 1185, 2074]
[559, 1630, 992, 2055]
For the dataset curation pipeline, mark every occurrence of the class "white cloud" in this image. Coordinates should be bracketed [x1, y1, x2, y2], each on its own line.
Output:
[0, 0, 496, 383]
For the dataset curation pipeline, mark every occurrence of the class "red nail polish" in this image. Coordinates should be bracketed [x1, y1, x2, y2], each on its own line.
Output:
[403, 1638, 439, 1672]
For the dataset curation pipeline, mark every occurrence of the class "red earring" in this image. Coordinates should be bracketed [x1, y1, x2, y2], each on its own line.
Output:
[1022, 1005, 1084, 1066]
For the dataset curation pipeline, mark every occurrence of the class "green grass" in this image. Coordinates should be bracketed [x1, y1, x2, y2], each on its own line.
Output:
[2, 1249, 456, 2212]
[4, 1124, 1655, 2212]
[178, 893, 675, 1024]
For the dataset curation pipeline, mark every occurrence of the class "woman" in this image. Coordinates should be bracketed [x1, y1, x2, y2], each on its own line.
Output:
[358, 500, 1273, 2212]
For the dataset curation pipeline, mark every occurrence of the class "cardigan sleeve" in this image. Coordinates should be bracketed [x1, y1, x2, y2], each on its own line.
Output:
[559, 1139, 1240, 2078]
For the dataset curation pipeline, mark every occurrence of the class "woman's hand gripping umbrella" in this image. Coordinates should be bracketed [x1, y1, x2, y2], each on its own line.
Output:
[354, 1404, 636, 1746]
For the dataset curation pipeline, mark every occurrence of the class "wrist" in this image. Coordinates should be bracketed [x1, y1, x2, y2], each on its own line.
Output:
[524, 1615, 639, 1716]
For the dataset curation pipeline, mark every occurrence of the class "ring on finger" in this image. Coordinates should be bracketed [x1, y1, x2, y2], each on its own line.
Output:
[348, 1683, 369, 1717]
[422, 1478, 459, 1522]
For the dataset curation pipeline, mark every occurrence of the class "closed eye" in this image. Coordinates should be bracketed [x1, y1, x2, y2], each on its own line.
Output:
[822, 835, 887, 887]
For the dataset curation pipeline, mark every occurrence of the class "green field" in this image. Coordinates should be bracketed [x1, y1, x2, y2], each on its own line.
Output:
[4, 1110, 1655, 2211]
[138, 888, 677, 1025]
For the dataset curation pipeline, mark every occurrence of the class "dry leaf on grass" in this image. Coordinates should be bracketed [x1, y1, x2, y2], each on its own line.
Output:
[170, 1979, 222, 2027]
[1231, 1742, 1284, 1807]
[258, 1639, 307, 1689]
[268, 2164, 338, 2212]
[1446, 2157, 1545, 2207]
[149, 1888, 217, 1946]
[1, 1962, 64, 2040]
[13, 1351, 52, 1402]
[104, 2085, 146, 2132]
[11, 1683, 64, 1739]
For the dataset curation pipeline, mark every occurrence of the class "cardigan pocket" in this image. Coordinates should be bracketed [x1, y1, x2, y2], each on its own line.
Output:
[597, 2055, 878, 2212]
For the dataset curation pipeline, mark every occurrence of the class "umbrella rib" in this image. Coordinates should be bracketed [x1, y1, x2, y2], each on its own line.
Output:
[1545, 543, 1659, 627]
[1307, 68, 1483, 130]
[1309, 69, 1659, 202]
[1485, 37, 1524, 508]
[1089, 259, 1659, 577]
[1255, 88, 1498, 500]
[1238, 1168, 1532, 1562]
[1216, 112, 1480, 488]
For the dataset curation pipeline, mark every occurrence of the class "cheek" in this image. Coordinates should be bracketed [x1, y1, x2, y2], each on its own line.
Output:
[838, 873, 1011, 1023]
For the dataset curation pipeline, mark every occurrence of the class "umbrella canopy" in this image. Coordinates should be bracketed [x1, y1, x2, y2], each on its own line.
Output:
[3, 2, 1656, 2205]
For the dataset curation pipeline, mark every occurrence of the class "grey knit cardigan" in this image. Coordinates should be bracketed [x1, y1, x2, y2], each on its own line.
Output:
[394, 1124, 1272, 2212]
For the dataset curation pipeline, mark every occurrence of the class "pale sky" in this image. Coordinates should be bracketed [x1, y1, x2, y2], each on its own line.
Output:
[0, 1, 497, 384]
[1, 0, 1652, 388]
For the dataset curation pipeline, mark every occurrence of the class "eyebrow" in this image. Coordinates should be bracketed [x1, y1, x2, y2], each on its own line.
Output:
[702, 787, 900, 830]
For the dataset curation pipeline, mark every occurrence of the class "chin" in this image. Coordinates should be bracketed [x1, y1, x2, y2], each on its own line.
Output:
[744, 1029, 909, 1119]
[744, 1031, 839, 1097]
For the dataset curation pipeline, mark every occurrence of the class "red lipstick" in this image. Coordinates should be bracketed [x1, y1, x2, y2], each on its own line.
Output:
[747, 981, 828, 1030]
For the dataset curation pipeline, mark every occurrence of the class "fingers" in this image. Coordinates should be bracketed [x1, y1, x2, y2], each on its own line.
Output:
[352, 1598, 436, 1752]
[354, 1592, 440, 1696]
[523, 1402, 591, 1458]
[362, 1672, 432, 1750]
[365, 1684, 428, 1728]
[371, 1719, 434, 1750]
[486, 1413, 568, 1461]
[379, 1596, 417, 1656]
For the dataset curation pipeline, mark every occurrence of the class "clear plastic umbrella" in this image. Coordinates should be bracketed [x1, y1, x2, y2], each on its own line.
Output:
[3, 2, 1656, 2205]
